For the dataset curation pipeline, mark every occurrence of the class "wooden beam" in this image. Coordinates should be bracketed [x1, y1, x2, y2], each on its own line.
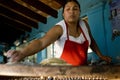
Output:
[0, 0, 47, 23]
[22, 0, 58, 18]
[0, 14, 32, 32]
[54, 0, 66, 6]
[0, 5, 38, 29]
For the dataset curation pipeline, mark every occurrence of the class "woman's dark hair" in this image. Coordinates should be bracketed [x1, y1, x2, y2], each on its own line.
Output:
[62, 0, 81, 13]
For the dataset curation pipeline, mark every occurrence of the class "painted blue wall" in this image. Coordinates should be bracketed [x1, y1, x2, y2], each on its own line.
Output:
[28, 0, 120, 63]
[85, 2, 108, 62]
[83, 1, 120, 63]
[87, 2, 107, 55]
[0, 45, 4, 63]
[104, 1, 120, 63]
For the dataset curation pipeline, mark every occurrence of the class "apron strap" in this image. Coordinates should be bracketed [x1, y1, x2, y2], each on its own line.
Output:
[65, 21, 69, 40]
[80, 26, 87, 41]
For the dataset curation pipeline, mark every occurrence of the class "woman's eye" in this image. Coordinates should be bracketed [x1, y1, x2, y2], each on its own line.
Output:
[65, 8, 70, 11]
[73, 7, 79, 10]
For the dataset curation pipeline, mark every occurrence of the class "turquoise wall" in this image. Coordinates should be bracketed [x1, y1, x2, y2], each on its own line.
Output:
[28, 0, 120, 63]
[104, 1, 120, 63]
[0, 45, 4, 63]
[84, 1, 120, 63]
[87, 3, 107, 55]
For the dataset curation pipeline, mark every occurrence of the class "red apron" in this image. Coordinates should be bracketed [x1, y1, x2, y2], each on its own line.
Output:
[60, 23, 89, 66]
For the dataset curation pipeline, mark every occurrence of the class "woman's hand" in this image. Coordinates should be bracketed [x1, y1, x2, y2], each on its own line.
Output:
[6, 50, 25, 63]
[100, 55, 112, 64]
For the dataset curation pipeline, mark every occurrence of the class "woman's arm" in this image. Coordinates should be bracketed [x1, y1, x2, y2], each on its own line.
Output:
[21, 25, 63, 56]
[6, 25, 63, 62]
[83, 20, 111, 63]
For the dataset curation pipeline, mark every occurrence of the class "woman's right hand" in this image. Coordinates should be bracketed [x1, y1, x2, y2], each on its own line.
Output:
[6, 50, 25, 63]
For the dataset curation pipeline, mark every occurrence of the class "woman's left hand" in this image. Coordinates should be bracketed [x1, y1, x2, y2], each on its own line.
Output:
[100, 55, 112, 64]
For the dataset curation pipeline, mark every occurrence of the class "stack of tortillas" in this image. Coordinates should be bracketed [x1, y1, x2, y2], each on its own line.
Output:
[40, 58, 71, 66]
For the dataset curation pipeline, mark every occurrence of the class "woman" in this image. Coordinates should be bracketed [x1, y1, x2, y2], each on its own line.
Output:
[6, 0, 111, 66]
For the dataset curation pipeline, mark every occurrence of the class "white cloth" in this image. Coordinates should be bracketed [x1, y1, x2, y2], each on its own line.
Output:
[54, 20, 91, 58]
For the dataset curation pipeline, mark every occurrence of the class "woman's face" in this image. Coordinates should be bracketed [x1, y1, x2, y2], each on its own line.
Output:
[63, 1, 80, 23]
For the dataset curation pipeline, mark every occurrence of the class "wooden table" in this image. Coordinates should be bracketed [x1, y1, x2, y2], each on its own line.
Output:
[0, 64, 120, 80]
